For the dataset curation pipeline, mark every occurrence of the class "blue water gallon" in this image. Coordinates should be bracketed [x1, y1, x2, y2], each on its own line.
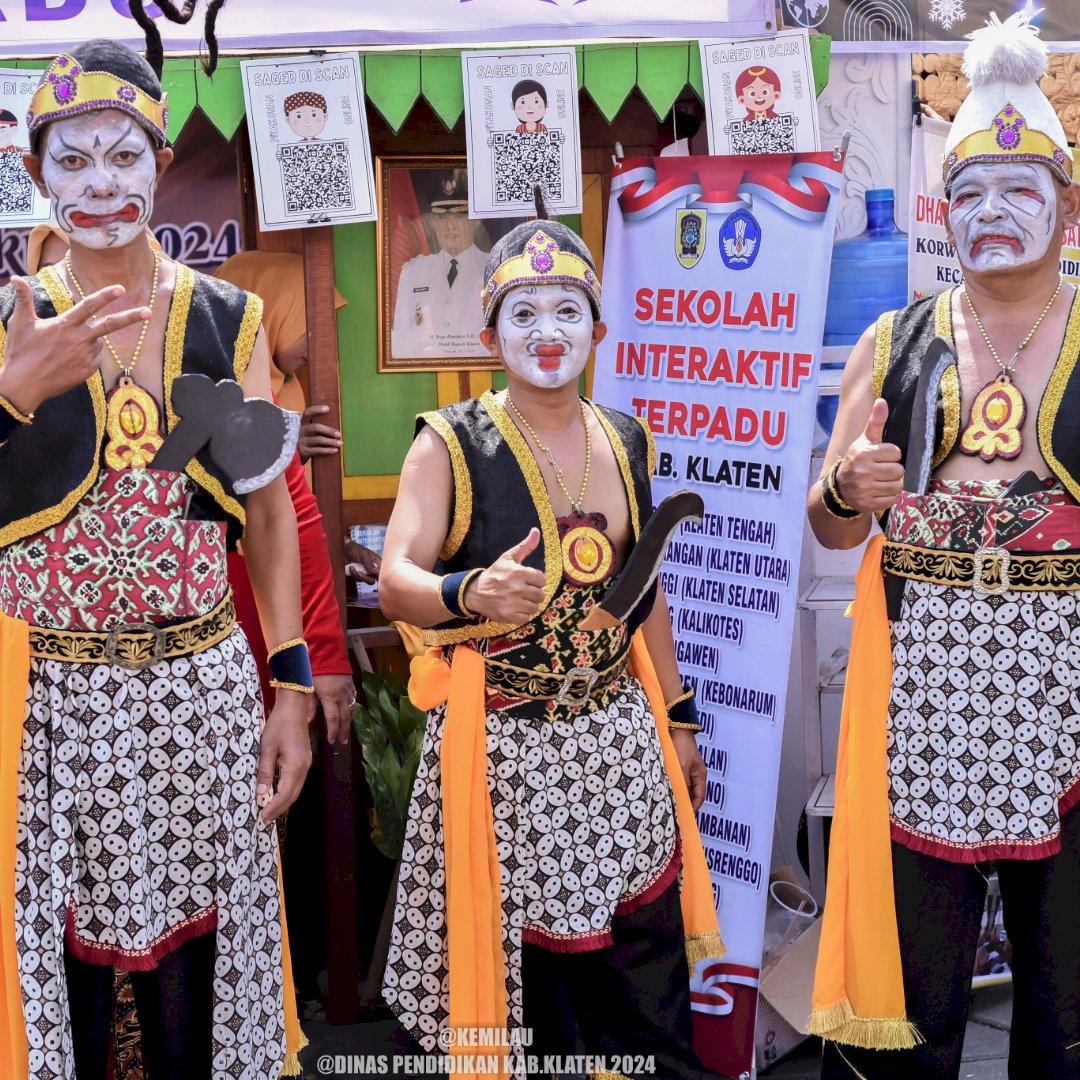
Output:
[823, 189, 909, 347]
[816, 190, 909, 446]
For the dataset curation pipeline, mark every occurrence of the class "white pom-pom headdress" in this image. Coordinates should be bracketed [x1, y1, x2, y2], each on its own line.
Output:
[943, 3, 1072, 191]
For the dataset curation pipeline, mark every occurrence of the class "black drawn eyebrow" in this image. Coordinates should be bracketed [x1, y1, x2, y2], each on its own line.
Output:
[105, 120, 139, 157]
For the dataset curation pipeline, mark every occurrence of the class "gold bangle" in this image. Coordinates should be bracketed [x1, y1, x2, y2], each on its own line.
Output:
[668, 720, 702, 731]
[826, 460, 857, 513]
[457, 567, 484, 618]
[665, 687, 694, 710]
[0, 395, 34, 425]
[268, 637, 306, 659]
[270, 679, 316, 695]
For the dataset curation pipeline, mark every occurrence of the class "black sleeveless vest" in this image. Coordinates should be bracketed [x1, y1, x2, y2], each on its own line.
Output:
[418, 390, 657, 646]
[0, 263, 263, 550]
[873, 288, 1080, 505]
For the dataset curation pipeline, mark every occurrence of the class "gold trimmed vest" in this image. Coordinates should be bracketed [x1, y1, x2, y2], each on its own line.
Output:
[0, 263, 263, 550]
[418, 390, 657, 647]
[872, 287, 1080, 516]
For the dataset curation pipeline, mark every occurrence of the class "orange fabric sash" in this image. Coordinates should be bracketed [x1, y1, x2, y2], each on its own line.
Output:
[807, 536, 922, 1050]
[409, 633, 724, 1080]
[0, 612, 29, 1078]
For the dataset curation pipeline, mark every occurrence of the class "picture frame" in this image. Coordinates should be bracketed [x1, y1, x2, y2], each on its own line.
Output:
[377, 155, 529, 371]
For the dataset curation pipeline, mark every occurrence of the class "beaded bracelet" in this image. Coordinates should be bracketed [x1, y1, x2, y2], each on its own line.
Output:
[821, 459, 860, 520]
[268, 638, 314, 694]
[440, 568, 484, 619]
[667, 684, 701, 733]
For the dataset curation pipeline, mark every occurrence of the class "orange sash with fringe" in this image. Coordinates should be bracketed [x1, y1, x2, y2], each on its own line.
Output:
[409, 631, 724, 1080]
[807, 536, 922, 1050]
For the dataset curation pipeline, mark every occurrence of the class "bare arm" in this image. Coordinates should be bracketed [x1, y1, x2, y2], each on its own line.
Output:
[806, 324, 902, 549]
[379, 424, 546, 627]
[640, 587, 707, 810]
[238, 329, 312, 821]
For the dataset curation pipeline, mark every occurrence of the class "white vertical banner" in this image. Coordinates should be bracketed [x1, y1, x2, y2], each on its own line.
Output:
[591, 152, 841, 1079]
[0, 69, 51, 229]
[461, 48, 582, 218]
[907, 115, 959, 301]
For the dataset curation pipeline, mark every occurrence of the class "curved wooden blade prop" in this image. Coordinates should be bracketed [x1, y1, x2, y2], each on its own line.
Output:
[885, 335, 955, 620]
[580, 490, 705, 630]
[154, 374, 300, 494]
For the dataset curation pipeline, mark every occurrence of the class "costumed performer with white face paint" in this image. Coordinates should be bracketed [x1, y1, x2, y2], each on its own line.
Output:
[378, 206, 726, 1079]
[805, 8, 1080, 1078]
[0, 35, 311, 1080]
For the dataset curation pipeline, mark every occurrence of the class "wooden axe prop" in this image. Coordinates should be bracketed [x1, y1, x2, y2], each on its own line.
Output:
[580, 490, 705, 630]
[154, 374, 300, 494]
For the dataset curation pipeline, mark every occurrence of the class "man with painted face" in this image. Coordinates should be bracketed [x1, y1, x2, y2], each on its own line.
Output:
[378, 208, 724, 1080]
[806, 11, 1080, 1078]
[0, 38, 310, 1080]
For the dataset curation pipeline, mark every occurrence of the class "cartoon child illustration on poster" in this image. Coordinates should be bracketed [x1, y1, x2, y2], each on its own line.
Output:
[0, 105, 35, 218]
[276, 91, 352, 221]
[512, 80, 548, 133]
[284, 91, 328, 141]
[735, 66, 783, 121]
[726, 64, 797, 154]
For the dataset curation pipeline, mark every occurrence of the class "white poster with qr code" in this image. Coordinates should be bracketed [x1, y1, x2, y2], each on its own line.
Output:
[461, 48, 582, 219]
[240, 53, 375, 232]
[0, 69, 51, 228]
[698, 30, 820, 157]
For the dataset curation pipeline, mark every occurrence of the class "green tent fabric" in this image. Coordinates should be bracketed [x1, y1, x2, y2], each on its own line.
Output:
[77, 40, 831, 141]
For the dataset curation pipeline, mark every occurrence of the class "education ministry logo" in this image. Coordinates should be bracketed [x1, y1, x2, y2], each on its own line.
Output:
[675, 209, 706, 269]
[720, 208, 761, 270]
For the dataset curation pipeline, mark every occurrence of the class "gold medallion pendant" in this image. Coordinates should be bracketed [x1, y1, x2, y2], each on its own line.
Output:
[558, 510, 616, 586]
[104, 376, 164, 469]
[959, 375, 1025, 462]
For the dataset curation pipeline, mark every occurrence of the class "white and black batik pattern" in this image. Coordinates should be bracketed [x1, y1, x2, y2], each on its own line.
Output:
[382, 677, 678, 1059]
[888, 580, 1080, 858]
[15, 628, 285, 1080]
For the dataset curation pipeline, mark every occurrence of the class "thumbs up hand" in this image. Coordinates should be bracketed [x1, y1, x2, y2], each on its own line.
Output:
[833, 398, 905, 514]
[464, 528, 547, 624]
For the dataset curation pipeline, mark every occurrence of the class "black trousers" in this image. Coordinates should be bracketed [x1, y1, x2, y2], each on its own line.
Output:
[522, 880, 719, 1080]
[821, 807, 1080, 1080]
[64, 930, 215, 1080]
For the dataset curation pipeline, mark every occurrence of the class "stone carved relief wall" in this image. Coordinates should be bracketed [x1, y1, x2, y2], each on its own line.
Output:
[817, 52, 913, 239]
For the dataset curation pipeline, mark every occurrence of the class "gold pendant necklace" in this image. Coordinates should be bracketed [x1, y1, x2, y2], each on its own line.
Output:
[65, 251, 165, 470]
[506, 393, 616, 586]
[959, 279, 1063, 462]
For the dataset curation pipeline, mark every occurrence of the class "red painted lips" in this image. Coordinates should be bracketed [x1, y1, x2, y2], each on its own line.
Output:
[70, 204, 140, 228]
[535, 343, 566, 371]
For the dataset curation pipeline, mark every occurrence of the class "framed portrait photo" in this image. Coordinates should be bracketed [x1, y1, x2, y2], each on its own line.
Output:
[377, 155, 529, 371]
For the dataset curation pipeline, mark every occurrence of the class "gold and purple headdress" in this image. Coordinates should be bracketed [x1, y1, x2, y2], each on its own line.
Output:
[943, 6, 1072, 192]
[481, 221, 602, 326]
[27, 51, 169, 149]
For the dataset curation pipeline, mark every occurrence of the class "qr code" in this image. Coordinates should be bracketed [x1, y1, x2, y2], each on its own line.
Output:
[491, 130, 564, 206]
[729, 115, 797, 155]
[0, 155, 34, 216]
[279, 139, 354, 215]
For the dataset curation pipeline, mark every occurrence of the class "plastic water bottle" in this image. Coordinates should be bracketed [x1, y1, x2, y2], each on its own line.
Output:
[823, 188, 909, 346]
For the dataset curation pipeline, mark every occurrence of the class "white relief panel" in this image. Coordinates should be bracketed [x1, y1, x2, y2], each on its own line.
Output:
[817, 52, 913, 239]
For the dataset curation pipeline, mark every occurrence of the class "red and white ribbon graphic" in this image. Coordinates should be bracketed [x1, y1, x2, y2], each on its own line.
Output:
[612, 155, 843, 223]
[690, 961, 761, 1016]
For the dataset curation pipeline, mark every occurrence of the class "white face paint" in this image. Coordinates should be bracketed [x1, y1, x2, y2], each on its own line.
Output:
[496, 283, 595, 389]
[39, 110, 158, 250]
[948, 161, 1059, 272]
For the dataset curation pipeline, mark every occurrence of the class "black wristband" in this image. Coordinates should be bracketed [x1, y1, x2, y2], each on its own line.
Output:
[440, 568, 483, 619]
[821, 460, 860, 520]
[667, 685, 701, 731]
[268, 640, 314, 693]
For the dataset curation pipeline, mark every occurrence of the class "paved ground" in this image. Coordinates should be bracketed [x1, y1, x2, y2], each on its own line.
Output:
[761, 983, 1013, 1080]
[298, 983, 1013, 1079]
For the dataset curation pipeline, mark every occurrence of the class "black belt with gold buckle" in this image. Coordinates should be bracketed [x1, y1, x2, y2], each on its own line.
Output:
[27, 593, 236, 670]
[883, 542, 1080, 595]
[449, 646, 629, 710]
